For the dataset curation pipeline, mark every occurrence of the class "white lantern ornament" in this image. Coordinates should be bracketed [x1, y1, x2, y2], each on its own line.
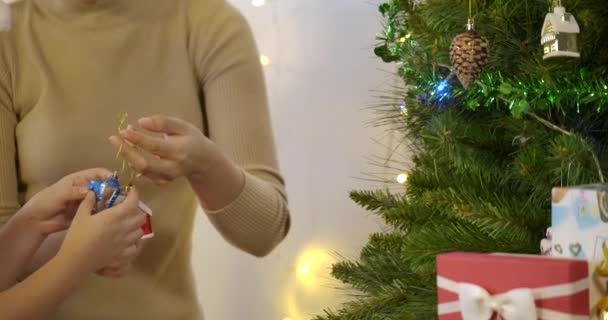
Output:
[540, 0, 580, 60]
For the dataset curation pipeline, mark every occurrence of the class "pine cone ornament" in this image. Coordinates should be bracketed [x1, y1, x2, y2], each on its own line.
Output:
[449, 30, 489, 89]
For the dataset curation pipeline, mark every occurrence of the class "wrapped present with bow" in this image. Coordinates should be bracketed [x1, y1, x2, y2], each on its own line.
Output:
[436, 252, 608, 320]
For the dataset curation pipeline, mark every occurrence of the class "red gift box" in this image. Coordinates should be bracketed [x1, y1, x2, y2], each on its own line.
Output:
[115, 196, 154, 239]
[436, 252, 602, 320]
[137, 201, 154, 239]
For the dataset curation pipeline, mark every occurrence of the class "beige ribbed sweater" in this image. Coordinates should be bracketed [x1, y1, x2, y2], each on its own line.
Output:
[0, 0, 290, 319]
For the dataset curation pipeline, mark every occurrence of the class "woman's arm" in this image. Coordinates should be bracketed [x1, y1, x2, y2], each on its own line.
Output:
[0, 41, 68, 281]
[186, 1, 290, 257]
[114, 0, 290, 257]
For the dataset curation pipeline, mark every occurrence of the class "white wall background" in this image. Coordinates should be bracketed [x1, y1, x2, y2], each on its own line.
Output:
[192, 1, 398, 319]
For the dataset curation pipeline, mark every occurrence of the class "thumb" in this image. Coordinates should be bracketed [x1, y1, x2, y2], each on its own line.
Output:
[74, 192, 96, 220]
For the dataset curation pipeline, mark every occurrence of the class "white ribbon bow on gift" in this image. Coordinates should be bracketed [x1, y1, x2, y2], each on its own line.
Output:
[458, 283, 536, 320]
[437, 276, 590, 320]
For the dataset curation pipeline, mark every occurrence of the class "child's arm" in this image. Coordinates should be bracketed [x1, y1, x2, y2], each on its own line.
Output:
[0, 249, 88, 320]
[22, 231, 66, 281]
[0, 188, 144, 320]
[0, 214, 49, 290]
[0, 168, 145, 320]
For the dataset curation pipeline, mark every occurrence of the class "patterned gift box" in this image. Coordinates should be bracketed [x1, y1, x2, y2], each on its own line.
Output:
[552, 185, 608, 260]
[436, 252, 606, 320]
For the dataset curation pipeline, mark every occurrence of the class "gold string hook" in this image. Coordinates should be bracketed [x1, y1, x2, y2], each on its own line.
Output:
[114, 112, 143, 188]
[115, 112, 129, 175]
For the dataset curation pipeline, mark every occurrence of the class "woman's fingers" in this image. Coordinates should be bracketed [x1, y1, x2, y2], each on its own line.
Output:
[109, 135, 147, 169]
[109, 135, 180, 181]
[120, 126, 176, 158]
[138, 115, 190, 135]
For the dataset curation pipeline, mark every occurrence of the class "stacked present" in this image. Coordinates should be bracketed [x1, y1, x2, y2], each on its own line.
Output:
[437, 252, 604, 319]
[436, 185, 608, 319]
[549, 185, 608, 260]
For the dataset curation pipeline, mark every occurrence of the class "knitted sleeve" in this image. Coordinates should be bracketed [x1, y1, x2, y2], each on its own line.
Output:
[0, 27, 19, 227]
[187, 0, 290, 257]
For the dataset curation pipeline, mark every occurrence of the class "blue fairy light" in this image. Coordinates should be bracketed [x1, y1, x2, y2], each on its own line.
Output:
[435, 81, 448, 93]
[399, 102, 406, 109]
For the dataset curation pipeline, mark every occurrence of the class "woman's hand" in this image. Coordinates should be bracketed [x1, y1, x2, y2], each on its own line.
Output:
[109, 115, 219, 186]
[17, 168, 113, 237]
[110, 114, 246, 211]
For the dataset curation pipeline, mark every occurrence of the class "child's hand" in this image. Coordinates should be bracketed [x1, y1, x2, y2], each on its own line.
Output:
[96, 238, 146, 277]
[17, 168, 113, 237]
[58, 188, 146, 272]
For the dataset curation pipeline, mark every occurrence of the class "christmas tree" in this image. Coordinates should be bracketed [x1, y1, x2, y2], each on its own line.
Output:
[314, 0, 608, 319]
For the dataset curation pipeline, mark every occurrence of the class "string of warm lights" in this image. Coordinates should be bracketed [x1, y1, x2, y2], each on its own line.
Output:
[253, 0, 271, 67]
[396, 172, 408, 184]
[260, 55, 271, 66]
[396, 101, 410, 185]
[251, 2, 403, 319]
[248, 3, 328, 320]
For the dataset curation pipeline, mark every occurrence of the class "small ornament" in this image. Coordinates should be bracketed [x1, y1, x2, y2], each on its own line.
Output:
[88, 173, 123, 213]
[449, 19, 489, 89]
[540, 1, 580, 60]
